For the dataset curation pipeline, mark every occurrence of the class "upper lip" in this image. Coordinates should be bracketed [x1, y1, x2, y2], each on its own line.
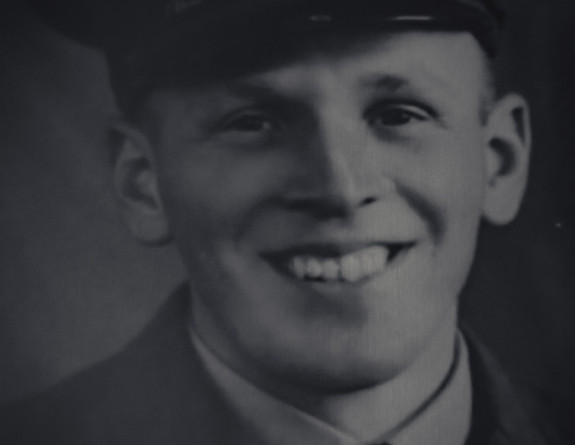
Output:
[261, 241, 415, 260]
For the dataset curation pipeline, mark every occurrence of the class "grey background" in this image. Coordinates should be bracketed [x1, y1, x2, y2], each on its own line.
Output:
[0, 0, 574, 405]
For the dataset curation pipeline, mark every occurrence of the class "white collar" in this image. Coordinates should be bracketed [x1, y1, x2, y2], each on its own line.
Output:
[190, 328, 471, 445]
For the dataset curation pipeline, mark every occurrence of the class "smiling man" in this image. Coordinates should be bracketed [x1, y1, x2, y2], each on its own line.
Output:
[1, 0, 567, 444]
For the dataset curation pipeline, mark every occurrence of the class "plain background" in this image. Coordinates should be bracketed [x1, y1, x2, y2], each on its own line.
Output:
[0, 0, 574, 406]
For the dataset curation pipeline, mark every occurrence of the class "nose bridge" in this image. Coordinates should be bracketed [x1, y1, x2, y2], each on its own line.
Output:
[319, 113, 365, 194]
[304, 107, 392, 212]
[303, 65, 368, 195]
[282, 64, 396, 217]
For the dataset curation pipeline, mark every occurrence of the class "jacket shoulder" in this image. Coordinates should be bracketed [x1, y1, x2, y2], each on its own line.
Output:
[465, 329, 572, 445]
[0, 287, 217, 444]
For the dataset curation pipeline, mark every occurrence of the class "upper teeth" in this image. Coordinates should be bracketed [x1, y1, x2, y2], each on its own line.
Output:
[288, 246, 389, 283]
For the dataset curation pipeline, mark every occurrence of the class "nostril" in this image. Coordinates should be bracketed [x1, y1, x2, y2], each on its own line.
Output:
[281, 197, 347, 219]
[280, 193, 379, 219]
[361, 196, 378, 206]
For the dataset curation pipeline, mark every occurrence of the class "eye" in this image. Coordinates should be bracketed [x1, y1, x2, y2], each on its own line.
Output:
[222, 112, 278, 134]
[212, 106, 290, 149]
[366, 102, 431, 128]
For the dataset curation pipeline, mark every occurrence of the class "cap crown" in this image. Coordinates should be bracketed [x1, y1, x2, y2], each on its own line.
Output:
[29, 0, 504, 49]
[28, 0, 505, 112]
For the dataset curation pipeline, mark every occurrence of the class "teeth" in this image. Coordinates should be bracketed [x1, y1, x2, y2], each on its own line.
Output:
[288, 246, 391, 283]
[306, 258, 323, 279]
[322, 260, 340, 281]
[293, 257, 307, 278]
[362, 246, 387, 274]
[341, 254, 362, 282]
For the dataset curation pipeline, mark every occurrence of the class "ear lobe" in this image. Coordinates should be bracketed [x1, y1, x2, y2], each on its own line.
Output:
[482, 93, 531, 225]
[113, 123, 172, 245]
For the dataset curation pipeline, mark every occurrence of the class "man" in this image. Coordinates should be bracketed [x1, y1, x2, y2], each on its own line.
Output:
[0, 0, 567, 443]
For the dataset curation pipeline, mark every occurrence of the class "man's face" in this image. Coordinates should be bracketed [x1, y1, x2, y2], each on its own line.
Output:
[128, 31, 522, 391]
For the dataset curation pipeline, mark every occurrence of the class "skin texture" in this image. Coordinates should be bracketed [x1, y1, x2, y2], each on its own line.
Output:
[114, 31, 530, 410]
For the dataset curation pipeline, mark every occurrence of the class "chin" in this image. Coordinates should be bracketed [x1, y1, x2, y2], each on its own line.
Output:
[254, 342, 414, 396]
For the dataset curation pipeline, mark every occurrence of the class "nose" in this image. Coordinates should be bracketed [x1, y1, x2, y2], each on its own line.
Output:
[283, 117, 395, 219]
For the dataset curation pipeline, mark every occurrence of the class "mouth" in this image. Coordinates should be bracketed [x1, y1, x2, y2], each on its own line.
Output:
[262, 242, 414, 284]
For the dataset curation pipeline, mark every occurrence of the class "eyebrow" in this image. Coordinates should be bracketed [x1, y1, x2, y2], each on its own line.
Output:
[214, 69, 456, 108]
[359, 71, 455, 96]
[226, 74, 410, 95]
[221, 81, 287, 101]
[359, 74, 408, 91]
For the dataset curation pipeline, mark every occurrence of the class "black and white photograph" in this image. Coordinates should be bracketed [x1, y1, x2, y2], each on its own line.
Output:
[0, 1, 574, 444]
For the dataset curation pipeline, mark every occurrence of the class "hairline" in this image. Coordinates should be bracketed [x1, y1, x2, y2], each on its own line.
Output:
[123, 33, 498, 140]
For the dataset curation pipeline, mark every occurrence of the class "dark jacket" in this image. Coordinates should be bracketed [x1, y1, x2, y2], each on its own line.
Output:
[0, 286, 568, 444]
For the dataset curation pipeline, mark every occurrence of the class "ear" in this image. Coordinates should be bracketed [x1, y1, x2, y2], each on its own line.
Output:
[482, 93, 531, 225]
[112, 122, 171, 245]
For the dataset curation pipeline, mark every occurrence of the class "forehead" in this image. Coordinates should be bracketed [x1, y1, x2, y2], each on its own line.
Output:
[144, 31, 488, 115]
[238, 31, 486, 97]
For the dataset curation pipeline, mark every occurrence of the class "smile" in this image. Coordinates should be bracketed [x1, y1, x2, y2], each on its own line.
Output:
[264, 243, 411, 284]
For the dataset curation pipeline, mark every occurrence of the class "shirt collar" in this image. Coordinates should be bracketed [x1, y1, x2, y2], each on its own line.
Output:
[388, 334, 472, 445]
[190, 329, 471, 445]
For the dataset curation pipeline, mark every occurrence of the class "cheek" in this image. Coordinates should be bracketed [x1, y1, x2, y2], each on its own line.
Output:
[156, 148, 295, 249]
[395, 130, 487, 300]
[422, 137, 487, 292]
[414, 131, 487, 238]
[440, 139, 487, 231]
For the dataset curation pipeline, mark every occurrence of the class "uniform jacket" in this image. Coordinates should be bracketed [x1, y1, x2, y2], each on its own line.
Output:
[0, 286, 568, 445]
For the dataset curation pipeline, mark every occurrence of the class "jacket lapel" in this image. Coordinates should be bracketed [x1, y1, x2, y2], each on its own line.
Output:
[109, 284, 266, 445]
[464, 329, 560, 445]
